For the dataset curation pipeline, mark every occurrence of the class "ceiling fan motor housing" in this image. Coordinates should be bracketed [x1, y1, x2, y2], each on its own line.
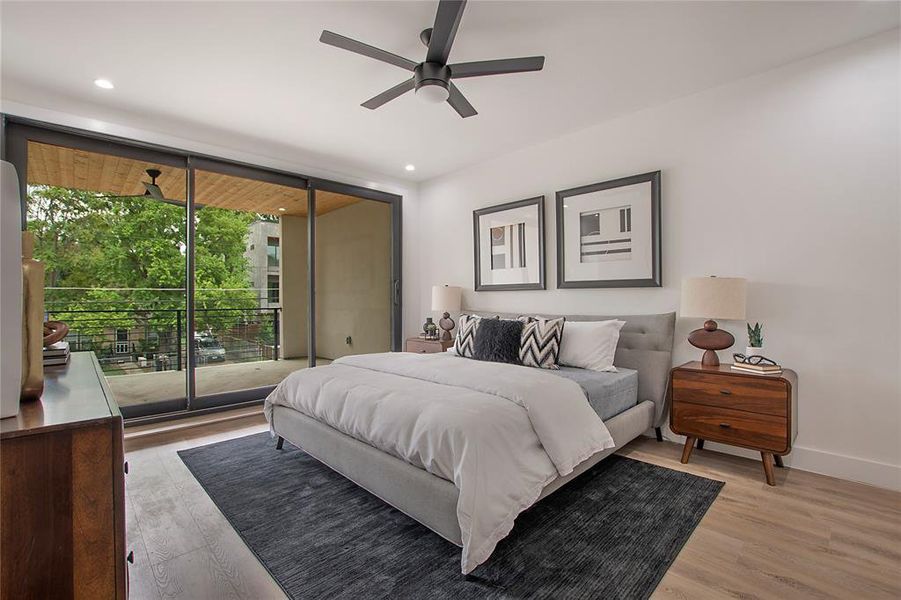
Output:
[414, 62, 451, 92]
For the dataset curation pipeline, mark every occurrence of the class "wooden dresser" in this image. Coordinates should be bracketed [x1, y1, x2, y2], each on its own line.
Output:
[669, 361, 798, 486]
[1, 352, 127, 599]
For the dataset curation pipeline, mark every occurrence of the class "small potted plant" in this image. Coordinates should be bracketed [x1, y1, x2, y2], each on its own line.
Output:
[746, 322, 764, 356]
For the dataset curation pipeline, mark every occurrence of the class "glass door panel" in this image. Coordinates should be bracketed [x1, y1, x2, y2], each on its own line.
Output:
[24, 140, 188, 417]
[313, 190, 392, 364]
[191, 168, 308, 407]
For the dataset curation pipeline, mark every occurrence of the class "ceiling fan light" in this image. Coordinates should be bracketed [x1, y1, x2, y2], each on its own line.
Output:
[416, 82, 450, 104]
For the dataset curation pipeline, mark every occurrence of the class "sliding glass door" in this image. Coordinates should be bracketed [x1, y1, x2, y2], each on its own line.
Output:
[190, 162, 309, 409]
[4, 118, 402, 420]
[19, 135, 189, 416]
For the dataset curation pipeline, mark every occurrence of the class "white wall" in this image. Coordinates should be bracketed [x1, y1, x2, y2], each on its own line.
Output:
[416, 31, 900, 490]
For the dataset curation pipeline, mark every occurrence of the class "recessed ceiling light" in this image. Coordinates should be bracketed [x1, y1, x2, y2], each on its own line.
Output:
[94, 78, 114, 89]
[405, 164, 416, 172]
[278, 207, 287, 212]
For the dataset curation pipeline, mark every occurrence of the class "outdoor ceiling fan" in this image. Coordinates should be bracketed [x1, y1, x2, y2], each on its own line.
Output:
[320, 0, 545, 118]
[95, 168, 190, 208]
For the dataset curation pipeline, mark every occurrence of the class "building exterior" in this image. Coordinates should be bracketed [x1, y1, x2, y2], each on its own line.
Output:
[245, 220, 281, 309]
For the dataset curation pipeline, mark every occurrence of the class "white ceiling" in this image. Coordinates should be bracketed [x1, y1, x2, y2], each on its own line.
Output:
[2, 1, 898, 182]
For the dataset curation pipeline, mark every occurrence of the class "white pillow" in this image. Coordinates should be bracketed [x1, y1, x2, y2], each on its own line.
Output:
[558, 320, 626, 372]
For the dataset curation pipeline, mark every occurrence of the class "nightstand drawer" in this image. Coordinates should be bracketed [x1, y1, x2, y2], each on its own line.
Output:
[672, 371, 787, 417]
[406, 340, 435, 353]
[673, 403, 789, 453]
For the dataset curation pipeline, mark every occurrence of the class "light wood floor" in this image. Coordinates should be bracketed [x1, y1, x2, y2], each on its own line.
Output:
[124, 413, 901, 600]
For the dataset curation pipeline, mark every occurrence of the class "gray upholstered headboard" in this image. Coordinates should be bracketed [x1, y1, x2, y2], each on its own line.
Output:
[468, 311, 676, 427]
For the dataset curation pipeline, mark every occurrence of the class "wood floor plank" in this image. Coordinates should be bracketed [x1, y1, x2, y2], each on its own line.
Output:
[130, 481, 207, 566]
[151, 546, 239, 600]
[125, 494, 163, 600]
[124, 417, 901, 600]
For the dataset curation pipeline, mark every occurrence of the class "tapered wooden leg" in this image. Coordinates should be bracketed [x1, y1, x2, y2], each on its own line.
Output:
[696, 439, 705, 450]
[276, 436, 284, 450]
[774, 454, 784, 468]
[681, 437, 696, 464]
[655, 427, 663, 442]
[761, 452, 776, 485]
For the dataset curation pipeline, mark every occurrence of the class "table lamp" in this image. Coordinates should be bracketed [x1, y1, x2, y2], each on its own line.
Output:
[431, 285, 462, 342]
[680, 276, 747, 367]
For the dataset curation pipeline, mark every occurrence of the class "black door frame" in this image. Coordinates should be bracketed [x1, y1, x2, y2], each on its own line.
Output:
[2, 115, 403, 421]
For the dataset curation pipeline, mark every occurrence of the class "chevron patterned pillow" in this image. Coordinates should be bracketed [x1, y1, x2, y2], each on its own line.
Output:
[453, 314, 482, 358]
[519, 316, 565, 369]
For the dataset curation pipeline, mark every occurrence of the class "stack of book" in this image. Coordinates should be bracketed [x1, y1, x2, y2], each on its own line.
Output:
[731, 360, 782, 376]
[43, 341, 70, 367]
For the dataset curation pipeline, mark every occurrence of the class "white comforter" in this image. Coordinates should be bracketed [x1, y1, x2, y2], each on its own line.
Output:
[263, 352, 615, 573]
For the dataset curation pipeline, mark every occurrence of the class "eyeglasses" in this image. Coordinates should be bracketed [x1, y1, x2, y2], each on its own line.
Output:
[733, 353, 777, 366]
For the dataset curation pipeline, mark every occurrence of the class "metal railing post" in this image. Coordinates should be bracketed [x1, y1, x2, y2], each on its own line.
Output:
[273, 308, 279, 360]
[176, 309, 183, 371]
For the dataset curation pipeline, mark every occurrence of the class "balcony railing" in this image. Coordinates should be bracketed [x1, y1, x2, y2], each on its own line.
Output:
[45, 306, 281, 376]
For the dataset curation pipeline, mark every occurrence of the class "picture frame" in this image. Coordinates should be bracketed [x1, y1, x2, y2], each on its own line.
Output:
[473, 196, 546, 291]
[556, 171, 661, 288]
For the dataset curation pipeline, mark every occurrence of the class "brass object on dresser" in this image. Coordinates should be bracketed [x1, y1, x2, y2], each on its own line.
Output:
[404, 337, 454, 354]
[1, 352, 127, 599]
[669, 361, 798, 486]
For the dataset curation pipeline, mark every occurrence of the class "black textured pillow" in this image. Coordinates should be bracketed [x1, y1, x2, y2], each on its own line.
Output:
[472, 318, 524, 365]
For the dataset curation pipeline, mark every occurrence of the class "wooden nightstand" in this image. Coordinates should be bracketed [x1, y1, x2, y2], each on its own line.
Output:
[405, 337, 454, 354]
[669, 361, 797, 486]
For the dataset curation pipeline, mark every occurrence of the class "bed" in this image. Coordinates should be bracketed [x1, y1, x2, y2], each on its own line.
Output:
[265, 312, 675, 573]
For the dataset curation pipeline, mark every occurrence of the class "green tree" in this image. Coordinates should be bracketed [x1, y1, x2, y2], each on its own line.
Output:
[27, 185, 261, 352]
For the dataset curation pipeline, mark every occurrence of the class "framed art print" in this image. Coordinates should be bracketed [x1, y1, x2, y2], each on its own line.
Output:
[473, 196, 545, 291]
[556, 171, 661, 288]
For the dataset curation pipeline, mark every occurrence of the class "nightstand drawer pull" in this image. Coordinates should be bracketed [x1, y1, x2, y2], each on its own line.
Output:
[719, 422, 731, 428]
[719, 389, 732, 395]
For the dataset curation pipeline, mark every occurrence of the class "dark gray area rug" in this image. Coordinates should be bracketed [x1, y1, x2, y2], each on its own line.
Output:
[178, 432, 723, 600]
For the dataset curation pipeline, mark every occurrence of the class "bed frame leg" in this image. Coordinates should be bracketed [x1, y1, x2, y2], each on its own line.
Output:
[276, 436, 284, 450]
[654, 427, 663, 442]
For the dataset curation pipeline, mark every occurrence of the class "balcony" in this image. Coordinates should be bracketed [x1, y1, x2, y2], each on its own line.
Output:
[46, 305, 313, 408]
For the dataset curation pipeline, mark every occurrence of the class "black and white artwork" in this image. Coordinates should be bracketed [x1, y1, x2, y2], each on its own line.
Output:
[579, 206, 632, 263]
[556, 172, 661, 288]
[491, 223, 527, 270]
[474, 197, 545, 291]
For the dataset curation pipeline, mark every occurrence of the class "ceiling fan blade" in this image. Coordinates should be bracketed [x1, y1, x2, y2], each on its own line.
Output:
[143, 181, 165, 201]
[426, 0, 466, 64]
[320, 30, 417, 71]
[362, 78, 415, 109]
[449, 56, 545, 79]
[447, 82, 477, 118]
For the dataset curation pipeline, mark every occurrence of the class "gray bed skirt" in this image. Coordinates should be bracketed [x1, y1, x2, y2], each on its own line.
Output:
[271, 400, 656, 547]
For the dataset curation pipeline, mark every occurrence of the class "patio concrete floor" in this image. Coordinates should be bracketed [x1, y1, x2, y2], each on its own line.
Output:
[105, 358, 330, 407]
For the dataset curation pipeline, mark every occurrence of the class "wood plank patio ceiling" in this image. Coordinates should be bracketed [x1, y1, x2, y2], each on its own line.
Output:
[26, 141, 361, 217]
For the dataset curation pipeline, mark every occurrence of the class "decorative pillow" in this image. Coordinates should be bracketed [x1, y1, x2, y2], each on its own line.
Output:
[519, 317, 565, 369]
[558, 319, 626, 372]
[472, 318, 524, 365]
[453, 314, 481, 358]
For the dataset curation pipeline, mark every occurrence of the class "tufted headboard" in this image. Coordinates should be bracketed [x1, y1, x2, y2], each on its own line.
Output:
[467, 311, 676, 427]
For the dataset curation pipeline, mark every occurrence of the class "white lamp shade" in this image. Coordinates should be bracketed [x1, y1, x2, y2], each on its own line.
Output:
[680, 277, 747, 320]
[431, 285, 462, 312]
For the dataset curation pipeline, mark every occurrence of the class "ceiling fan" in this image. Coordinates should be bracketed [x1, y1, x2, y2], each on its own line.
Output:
[94, 169, 186, 207]
[320, 0, 545, 118]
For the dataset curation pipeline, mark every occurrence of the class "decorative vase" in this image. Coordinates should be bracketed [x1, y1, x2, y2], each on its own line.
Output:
[746, 346, 764, 358]
[423, 317, 438, 340]
[1, 161, 23, 418]
[21, 231, 44, 401]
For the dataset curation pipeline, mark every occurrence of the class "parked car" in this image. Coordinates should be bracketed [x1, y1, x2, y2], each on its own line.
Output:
[194, 334, 226, 362]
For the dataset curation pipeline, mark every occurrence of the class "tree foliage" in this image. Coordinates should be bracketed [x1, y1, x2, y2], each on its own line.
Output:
[27, 185, 263, 348]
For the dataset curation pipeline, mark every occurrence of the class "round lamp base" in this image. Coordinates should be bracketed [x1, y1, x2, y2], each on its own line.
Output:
[687, 319, 735, 367]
